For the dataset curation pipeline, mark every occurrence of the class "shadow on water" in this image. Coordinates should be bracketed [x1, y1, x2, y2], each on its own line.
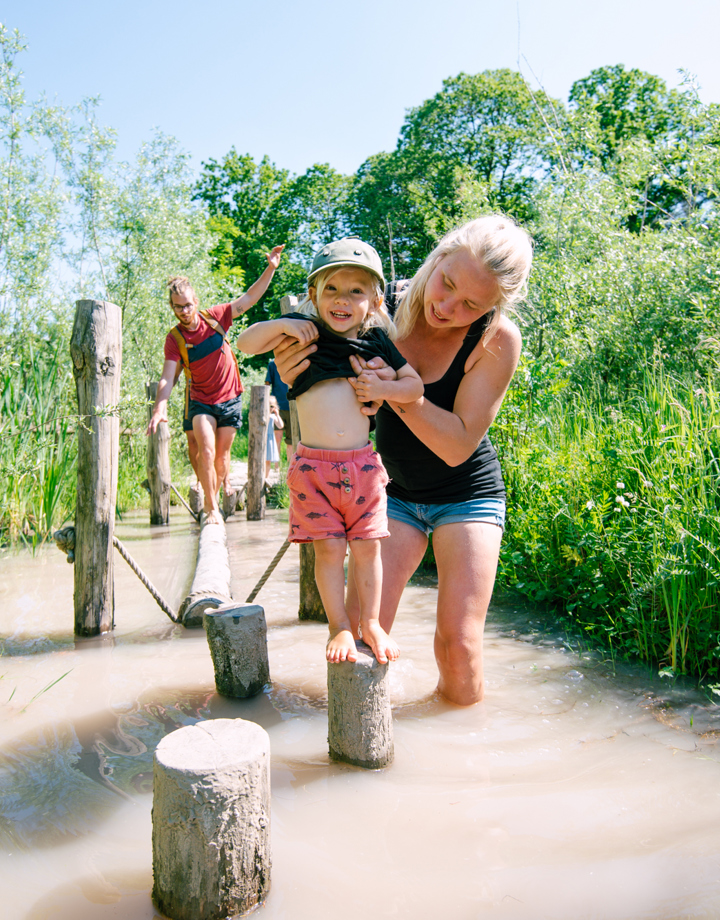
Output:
[0, 684, 285, 853]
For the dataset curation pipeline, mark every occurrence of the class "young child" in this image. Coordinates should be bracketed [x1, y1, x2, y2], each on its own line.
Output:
[236, 238, 423, 664]
[266, 395, 284, 479]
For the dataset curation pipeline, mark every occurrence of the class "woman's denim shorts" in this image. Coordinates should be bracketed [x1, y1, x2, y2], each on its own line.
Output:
[386, 494, 506, 535]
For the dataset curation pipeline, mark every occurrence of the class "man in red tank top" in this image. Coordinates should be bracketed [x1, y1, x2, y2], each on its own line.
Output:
[147, 246, 284, 523]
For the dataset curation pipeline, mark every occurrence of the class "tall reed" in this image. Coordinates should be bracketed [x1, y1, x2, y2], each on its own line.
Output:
[0, 346, 77, 546]
[496, 366, 720, 681]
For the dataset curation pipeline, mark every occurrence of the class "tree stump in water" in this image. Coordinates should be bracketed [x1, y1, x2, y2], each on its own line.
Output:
[178, 517, 233, 628]
[205, 603, 269, 698]
[327, 641, 394, 769]
[145, 381, 170, 525]
[152, 719, 271, 920]
[70, 299, 122, 637]
[280, 294, 327, 624]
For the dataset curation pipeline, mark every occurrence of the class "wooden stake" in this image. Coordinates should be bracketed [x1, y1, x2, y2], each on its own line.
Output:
[280, 295, 326, 623]
[70, 299, 122, 637]
[145, 382, 170, 525]
[246, 385, 268, 521]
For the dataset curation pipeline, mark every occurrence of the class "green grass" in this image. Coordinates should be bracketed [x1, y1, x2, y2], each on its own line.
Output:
[495, 368, 720, 682]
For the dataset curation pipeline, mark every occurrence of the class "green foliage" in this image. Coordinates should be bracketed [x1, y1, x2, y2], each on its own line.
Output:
[497, 368, 720, 681]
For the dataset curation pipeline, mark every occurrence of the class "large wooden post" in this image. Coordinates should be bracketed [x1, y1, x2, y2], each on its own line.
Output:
[70, 299, 122, 637]
[145, 382, 170, 525]
[280, 295, 326, 623]
[246, 385, 268, 521]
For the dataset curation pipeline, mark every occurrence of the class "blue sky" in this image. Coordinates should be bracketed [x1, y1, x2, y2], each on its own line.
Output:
[4, 0, 719, 176]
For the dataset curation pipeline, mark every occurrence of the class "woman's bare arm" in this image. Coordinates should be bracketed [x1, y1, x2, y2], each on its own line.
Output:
[384, 316, 521, 467]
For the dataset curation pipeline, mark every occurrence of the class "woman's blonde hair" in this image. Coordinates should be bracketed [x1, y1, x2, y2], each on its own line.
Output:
[296, 265, 397, 339]
[394, 215, 533, 341]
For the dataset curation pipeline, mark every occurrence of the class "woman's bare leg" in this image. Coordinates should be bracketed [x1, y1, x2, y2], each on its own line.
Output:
[431, 522, 502, 706]
[348, 538, 399, 663]
[313, 538, 357, 662]
[346, 519, 428, 635]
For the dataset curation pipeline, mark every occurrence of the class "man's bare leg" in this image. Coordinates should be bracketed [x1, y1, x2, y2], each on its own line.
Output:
[192, 414, 222, 522]
[214, 426, 236, 498]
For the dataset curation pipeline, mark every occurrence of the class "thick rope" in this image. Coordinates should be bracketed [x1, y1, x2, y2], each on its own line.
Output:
[170, 482, 200, 521]
[246, 539, 292, 603]
[112, 535, 179, 622]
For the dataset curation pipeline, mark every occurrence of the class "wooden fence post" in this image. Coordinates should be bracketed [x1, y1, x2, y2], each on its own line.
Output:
[145, 381, 170, 525]
[246, 385, 268, 521]
[70, 299, 122, 637]
[279, 295, 326, 623]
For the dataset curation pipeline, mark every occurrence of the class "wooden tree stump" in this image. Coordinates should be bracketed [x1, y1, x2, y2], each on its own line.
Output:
[328, 642, 394, 769]
[146, 381, 170, 525]
[279, 294, 328, 624]
[205, 603, 269, 698]
[152, 719, 271, 920]
[70, 299, 122, 637]
[178, 517, 233, 628]
[246, 385, 268, 521]
[188, 484, 204, 516]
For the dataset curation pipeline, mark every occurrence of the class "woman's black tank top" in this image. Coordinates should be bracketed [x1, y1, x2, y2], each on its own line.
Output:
[376, 311, 506, 503]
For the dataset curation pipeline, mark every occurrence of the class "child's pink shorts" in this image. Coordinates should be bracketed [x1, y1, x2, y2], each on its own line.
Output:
[287, 443, 390, 543]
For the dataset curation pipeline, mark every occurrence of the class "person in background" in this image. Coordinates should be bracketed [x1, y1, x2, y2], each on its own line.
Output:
[265, 358, 292, 457]
[266, 395, 284, 479]
[147, 246, 284, 523]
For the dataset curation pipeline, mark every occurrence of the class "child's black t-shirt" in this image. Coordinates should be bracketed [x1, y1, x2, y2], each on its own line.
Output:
[283, 313, 407, 399]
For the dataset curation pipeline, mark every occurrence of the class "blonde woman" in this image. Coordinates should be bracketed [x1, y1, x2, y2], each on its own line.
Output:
[274, 217, 532, 705]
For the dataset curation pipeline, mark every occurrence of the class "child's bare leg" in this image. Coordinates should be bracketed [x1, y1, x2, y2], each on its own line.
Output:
[313, 538, 357, 663]
[348, 538, 399, 664]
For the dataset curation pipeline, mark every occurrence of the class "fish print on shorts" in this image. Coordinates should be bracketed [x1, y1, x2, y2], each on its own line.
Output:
[298, 463, 316, 473]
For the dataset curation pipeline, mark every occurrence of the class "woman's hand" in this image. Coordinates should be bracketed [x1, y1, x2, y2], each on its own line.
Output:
[349, 354, 395, 380]
[273, 333, 318, 386]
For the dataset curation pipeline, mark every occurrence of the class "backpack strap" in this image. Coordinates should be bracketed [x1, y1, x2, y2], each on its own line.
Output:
[199, 309, 241, 391]
[170, 326, 192, 416]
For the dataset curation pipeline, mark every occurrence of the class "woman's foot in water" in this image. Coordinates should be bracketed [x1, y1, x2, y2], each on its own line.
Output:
[360, 619, 400, 664]
[326, 628, 358, 663]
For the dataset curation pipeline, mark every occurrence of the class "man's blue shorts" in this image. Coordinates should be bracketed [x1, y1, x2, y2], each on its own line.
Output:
[386, 494, 506, 535]
[187, 394, 243, 429]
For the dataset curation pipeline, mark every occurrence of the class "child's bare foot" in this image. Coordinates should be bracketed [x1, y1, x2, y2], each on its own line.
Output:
[326, 629, 358, 663]
[203, 509, 224, 526]
[360, 620, 399, 664]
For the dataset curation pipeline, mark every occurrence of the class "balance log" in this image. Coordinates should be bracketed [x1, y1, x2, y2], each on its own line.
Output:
[205, 603, 269, 698]
[178, 517, 233, 628]
[327, 641, 394, 769]
[152, 719, 271, 920]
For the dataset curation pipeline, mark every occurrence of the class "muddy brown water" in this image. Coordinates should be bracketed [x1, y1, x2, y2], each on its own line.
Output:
[1, 509, 719, 919]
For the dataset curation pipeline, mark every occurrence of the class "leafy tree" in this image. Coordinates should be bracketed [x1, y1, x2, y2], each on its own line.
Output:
[194, 150, 296, 312]
[0, 25, 68, 339]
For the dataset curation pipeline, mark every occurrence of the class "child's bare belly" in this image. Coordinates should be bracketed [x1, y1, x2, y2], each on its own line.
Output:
[296, 378, 370, 450]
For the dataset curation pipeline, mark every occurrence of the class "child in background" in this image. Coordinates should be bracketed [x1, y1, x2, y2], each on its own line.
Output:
[266, 395, 284, 479]
[237, 238, 423, 664]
